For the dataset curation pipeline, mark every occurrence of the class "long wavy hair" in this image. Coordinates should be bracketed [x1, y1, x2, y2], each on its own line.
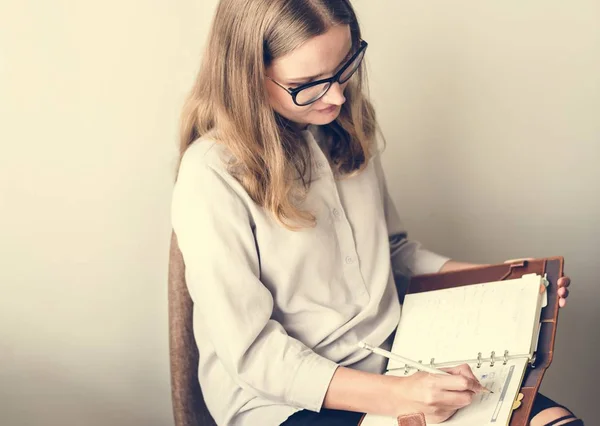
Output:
[180, 0, 378, 229]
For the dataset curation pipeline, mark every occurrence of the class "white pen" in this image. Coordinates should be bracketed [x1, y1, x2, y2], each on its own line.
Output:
[357, 341, 493, 393]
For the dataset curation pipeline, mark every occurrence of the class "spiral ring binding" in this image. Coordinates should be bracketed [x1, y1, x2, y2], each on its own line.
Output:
[403, 360, 423, 375]
[397, 350, 528, 372]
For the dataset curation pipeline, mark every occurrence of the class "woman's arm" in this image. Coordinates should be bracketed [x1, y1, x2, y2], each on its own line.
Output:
[172, 157, 337, 412]
[322, 366, 397, 415]
[323, 364, 486, 423]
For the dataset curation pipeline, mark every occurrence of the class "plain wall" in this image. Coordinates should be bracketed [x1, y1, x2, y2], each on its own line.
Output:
[354, 0, 599, 422]
[0, 1, 209, 425]
[1, 1, 597, 425]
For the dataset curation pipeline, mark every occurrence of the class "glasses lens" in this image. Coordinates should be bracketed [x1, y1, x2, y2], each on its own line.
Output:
[339, 49, 365, 84]
[295, 82, 331, 106]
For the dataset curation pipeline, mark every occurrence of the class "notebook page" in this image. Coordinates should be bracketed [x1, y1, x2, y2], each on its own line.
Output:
[428, 358, 528, 426]
[360, 358, 528, 426]
[388, 274, 543, 369]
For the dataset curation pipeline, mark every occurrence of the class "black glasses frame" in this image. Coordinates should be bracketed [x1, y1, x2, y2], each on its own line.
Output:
[268, 40, 368, 106]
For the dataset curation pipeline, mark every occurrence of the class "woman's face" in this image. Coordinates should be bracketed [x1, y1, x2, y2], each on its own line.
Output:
[265, 24, 353, 127]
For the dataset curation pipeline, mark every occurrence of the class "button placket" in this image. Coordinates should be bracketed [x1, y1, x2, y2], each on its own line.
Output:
[332, 208, 341, 219]
[305, 131, 332, 180]
[305, 130, 368, 299]
[334, 187, 368, 297]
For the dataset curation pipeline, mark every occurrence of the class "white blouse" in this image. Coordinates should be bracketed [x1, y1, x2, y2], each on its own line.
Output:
[171, 126, 449, 426]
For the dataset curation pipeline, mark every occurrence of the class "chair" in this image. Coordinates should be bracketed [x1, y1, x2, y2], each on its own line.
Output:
[168, 232, 217, 426]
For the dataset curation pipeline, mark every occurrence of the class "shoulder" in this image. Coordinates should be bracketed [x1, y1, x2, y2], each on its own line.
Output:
[171, 139, 255, 252]
[174, 134, 249, 207]
[177, 130, 243, 186]
[178, 132, 234, 177]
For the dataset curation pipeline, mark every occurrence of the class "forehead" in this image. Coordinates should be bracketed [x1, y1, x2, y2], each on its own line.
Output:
[268, 25, 352, 79]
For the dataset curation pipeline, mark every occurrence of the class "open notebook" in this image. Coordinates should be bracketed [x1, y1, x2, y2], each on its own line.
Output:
[360, 273, 548, 426]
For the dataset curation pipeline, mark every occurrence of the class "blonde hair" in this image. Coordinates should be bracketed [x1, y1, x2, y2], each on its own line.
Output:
[180, 0, 378, 229]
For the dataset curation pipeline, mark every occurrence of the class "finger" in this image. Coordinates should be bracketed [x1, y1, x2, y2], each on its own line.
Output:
[431, 389, 475, 408]
[557, 277, 571, 288]
[559, 298, 567, 308]
[448, 364, 475, 378]
[444, 364, 479, 382]
[436, 372, 481, 393]
[443, 364, 484, 389]
[558, 287, 569, 298]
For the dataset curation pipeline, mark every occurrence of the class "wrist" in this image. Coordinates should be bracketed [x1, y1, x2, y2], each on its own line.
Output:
[323, 367, 406, 416]
[371, 373, 403, 416]
[384, 374, 419, 417]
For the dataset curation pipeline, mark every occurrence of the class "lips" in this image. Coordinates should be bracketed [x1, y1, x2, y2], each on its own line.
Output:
[318, 105, 338, 113]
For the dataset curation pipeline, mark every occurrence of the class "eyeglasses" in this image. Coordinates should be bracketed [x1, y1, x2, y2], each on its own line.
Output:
[268, 40, 368, 107]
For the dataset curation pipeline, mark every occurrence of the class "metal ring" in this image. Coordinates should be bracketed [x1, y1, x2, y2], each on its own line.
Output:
[490, 351, 496, 367]
[477, 352, 482, 368]
[503, 350, 509, 365]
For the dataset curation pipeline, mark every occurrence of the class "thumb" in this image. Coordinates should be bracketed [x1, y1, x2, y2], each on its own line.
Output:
[443, 364, 486, 392]
[444, 364, 476, 379]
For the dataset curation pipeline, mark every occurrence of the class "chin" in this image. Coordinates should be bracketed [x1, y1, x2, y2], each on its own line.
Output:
[308, 117, 338, 126]
[279, 106, 341, 128]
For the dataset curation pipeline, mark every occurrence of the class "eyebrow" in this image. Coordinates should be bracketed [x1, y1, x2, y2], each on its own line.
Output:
[285, 45, 354, 83]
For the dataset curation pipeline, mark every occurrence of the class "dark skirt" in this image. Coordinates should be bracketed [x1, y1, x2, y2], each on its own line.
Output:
[281, 393, 579, 425]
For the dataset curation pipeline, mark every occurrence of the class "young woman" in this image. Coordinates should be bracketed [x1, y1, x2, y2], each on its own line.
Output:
[171, 1, 580, 425]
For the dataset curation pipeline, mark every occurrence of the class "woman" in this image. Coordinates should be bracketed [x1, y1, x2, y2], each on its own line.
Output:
[171, 0, 580, 425]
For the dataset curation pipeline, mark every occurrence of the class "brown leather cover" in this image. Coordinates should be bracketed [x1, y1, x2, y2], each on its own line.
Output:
[358, 257, 564, 426]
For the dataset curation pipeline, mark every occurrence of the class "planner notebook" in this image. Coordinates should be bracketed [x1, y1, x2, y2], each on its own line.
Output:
[360, 271, 549, 426]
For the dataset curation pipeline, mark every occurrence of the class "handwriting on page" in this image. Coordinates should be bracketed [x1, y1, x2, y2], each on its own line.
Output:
[390, 276, 542, 367]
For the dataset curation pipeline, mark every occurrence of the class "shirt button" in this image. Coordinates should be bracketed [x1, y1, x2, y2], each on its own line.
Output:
[317, 162, 325, 169]
[332, 208, 341, 218]
[345, 256, 353, 264]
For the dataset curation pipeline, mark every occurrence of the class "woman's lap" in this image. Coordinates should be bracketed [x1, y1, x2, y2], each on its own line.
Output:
[280, 407, 363, 426]
[280, 393, 576, 425]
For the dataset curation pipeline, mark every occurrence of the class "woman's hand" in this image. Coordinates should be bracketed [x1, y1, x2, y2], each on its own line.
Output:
[390, 364, 486, 424]
[556, 276, 570, 308]
[504, 258, 571, 308]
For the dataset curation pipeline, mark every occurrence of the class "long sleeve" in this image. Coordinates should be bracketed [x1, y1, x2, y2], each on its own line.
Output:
[372, 152, 450, 278]
[171, 157, 338, 412]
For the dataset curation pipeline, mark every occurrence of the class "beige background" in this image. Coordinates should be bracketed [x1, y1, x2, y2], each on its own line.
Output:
[1, 0, 597, 425]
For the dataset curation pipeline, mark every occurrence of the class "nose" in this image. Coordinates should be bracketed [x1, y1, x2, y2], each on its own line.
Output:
[321, 82, 346, 106]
